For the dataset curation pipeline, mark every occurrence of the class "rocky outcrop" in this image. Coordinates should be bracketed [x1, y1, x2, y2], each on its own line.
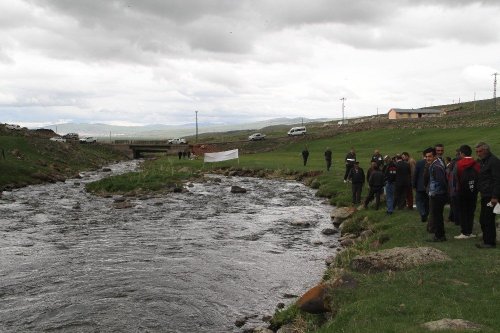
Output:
[330, 207, 355, 227]
[350, 247, 451, 273]
[297, 270, 357, 314]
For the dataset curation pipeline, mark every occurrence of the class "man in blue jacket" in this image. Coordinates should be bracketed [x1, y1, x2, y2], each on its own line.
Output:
[426, 147, 448, 242]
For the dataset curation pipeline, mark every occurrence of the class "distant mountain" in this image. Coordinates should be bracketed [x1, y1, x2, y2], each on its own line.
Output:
[39, 117, 332, 139]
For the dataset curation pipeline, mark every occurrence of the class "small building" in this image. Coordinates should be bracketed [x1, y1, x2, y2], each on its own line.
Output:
[388, 108, 442, 120]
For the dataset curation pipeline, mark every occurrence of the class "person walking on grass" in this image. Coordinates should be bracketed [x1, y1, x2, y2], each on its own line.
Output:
[301, 146, 310, 166]
[343, 147, 356, 183]
[348, 161, 365, 205]
[426, 147, 448, 242]
[454, 145, 480, 240]
[324, 147, 332, 171]
[364, 164, 385, 210]
[475, 142, 500, 248]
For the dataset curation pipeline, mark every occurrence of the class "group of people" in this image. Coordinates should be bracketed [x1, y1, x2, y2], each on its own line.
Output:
[343, 143, 499, 249]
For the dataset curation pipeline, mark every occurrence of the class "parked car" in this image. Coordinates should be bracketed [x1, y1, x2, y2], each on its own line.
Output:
[168, 138, 187, 144]
[63, 133, 79, 140]
[287, 126, 307, 136]
[79, 137, 96, 144]
[248, 133, 266, 141]
[5, 124, 22, 130]
[50, 137, 66, 142]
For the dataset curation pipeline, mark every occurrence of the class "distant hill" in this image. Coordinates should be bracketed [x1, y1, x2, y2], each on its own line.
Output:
[36, 117, 333, 139]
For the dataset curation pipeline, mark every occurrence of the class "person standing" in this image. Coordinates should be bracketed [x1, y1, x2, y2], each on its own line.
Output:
[343, 148, 356, 183]
[402, 152, 416, 209]
[475, 142, 500, 248]
[348, 161, 365, 205]
[366, 161, 378, 184]
[302, 147, 310, 166]
[324, 148, 332, 171]
[446, 151, 461, 226]
[364, 164, 385, 210]
[435, 143, 445, 167]
[426, 147, 448, 242]
[413, 151, 429, 222]
[384, 155, 397, 215]
[371, 149, 384, 168]
[454, 145, 480, 239]
[395, 155, 411, 209]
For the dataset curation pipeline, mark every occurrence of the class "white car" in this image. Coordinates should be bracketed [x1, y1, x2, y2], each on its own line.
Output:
[5, 124, 22, 130]
[248, 133, 266, 141]
[50, 137, 66, 142]
[168, 138, 187, 144]
[79, 137, 96, 143]
[287, 126, 307, 136]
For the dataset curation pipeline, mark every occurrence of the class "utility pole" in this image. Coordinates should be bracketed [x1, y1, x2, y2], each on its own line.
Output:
[473, 92, 476, 113]
[195, 110, 199, 143]
[340, 97, 346, 125]
[493, 73, 498, 113]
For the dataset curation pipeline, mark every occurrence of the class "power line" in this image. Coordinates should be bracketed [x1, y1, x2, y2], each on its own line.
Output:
[493, 72, 498, 113]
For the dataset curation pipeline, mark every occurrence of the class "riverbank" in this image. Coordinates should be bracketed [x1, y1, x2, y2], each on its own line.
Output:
[82, 156, 500, 333]
[0, 133, 129, 191]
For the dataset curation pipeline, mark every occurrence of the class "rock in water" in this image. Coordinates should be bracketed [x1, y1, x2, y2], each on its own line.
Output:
[231, 185, 247, 193]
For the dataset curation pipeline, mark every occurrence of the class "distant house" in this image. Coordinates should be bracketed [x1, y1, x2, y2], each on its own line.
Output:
[388, 108, 442, 120]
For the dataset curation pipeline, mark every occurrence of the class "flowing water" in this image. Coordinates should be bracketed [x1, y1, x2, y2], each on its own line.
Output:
[0, 161, 338, 332]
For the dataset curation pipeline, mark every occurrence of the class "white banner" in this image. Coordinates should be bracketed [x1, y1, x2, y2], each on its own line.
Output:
[204, 149, 239, 163]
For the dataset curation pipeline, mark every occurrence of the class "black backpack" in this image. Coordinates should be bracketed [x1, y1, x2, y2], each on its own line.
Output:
[460, 165, 478, 194]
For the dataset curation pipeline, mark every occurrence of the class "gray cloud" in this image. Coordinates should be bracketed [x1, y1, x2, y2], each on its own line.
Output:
[6, 0, 497, 64]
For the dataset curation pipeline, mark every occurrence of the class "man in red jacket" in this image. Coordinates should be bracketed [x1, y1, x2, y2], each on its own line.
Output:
[454, 145, 480, 239]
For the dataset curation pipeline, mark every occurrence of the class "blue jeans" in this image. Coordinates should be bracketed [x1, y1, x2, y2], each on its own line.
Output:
[385, 182, 395, 213]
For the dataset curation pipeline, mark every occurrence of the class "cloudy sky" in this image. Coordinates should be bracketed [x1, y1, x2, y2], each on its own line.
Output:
[1, 0, 499, 128]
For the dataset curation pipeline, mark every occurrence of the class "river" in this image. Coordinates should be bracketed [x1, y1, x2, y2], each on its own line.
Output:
[0, 161, 338, 332]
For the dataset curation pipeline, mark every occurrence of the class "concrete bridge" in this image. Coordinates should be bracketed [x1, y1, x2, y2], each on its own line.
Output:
[129, 143, 193, 159]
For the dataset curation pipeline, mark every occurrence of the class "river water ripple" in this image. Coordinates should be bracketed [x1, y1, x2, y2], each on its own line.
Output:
[0, 161, 338, 332]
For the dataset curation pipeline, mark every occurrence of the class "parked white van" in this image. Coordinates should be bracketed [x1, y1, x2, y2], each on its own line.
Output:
[287, 126, 307, 136]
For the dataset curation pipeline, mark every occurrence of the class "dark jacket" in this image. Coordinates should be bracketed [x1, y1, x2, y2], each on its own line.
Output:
[384, 161, 397, 183]
[369, 170, 385, 189]
[348, 167, 365, 184]
[456, 156, 480, 193]
[395, 160, 411, 185]
[413, 159, 427, 192]
[478, 153, 500, 199]
[371, 154, 384, 167]
[345, 152, 356, 166]
[324, 149, 332, 161]
[428, 158, 447, 196]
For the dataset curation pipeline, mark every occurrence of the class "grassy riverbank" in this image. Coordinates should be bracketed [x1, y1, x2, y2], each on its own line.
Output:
[0, 134, 128, 190]
[7, 103, 498, 332]
[84, 111, 500, 332]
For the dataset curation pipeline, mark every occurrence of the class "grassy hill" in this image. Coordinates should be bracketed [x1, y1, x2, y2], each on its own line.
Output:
[0, 127, 128, 190]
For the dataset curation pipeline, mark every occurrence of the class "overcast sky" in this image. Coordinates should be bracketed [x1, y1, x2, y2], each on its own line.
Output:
[1, 0, 499, 128]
